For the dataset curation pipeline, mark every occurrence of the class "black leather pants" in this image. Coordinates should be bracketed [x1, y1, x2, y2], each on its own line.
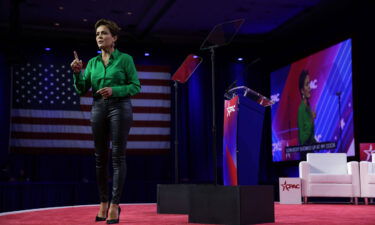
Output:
[91, 97, 132, 204]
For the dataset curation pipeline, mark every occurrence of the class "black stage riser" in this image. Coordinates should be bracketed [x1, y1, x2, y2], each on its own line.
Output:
[157, 184, 275, 225]
[188, 185, 274, 225]
[157, 184, 191, 214]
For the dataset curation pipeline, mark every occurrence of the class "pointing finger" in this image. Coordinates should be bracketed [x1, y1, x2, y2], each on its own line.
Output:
[73, 51, 79, 60]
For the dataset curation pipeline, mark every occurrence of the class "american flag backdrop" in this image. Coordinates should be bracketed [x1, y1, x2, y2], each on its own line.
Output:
[10, 62, 171, 154]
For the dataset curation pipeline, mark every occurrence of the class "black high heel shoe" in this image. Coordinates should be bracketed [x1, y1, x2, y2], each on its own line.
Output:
[106, 207, 121, 224]
[95, 215, 106, 222]
[95, 206, 109, 222]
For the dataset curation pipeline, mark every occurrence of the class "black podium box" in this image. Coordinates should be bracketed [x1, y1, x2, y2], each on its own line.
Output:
[157, 184, 191, 214]
[188, 185, 274, 225]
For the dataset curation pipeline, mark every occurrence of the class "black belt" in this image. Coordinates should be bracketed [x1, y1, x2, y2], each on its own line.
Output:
[93, 96, 130, 100]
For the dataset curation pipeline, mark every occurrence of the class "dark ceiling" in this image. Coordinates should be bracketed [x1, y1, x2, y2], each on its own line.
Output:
[1, 0, 323, 44]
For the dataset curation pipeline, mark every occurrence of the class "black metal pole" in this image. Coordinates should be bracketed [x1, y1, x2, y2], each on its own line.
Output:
[174, 81, 179, 184]
[210, 47, 217, 185]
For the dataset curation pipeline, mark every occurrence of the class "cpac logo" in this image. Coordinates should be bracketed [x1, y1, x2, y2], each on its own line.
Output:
[226, 105, 236, 117]
[281, 180, 300, 191]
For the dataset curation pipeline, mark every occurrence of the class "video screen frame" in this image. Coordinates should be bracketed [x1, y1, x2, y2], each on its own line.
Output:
[271, 38, 355, 162]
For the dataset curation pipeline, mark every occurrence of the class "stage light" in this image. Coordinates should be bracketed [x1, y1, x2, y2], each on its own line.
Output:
[45, 48, 51, 51]
[97, 50, 101, 54]
[144, 52, 150, 56]
[237, 57, 243, 61]
[193, 55, 198, 59]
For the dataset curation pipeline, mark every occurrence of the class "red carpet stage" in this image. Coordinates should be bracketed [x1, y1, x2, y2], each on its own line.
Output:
[0, 203, 374, 225]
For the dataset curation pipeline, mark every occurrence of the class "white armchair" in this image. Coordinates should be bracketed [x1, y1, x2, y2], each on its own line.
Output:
[360, 153, 375, 204]
[299, 153, 360, 204]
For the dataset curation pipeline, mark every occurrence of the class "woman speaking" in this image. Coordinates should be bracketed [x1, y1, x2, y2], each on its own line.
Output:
[70, 19, 140, 224]
[297, 70, 316, 145]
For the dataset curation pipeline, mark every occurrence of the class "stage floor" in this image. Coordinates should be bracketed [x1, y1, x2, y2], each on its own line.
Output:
[0, 203, 374, 225]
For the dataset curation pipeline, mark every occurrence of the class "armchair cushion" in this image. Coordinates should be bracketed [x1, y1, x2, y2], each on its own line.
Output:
[307, 153, 347, 174]
[369, 158, 375, 184]
[368, 174, 375, 184]
[309, 174, 352, 184]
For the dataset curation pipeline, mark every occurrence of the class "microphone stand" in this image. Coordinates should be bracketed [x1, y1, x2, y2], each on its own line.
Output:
[224, 80, 237, 100]
[336, 92, 342, 152]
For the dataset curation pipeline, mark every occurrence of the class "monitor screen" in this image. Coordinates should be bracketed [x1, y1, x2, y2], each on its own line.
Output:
[271, 38, 354, 162]
[172, 54, 202, 83]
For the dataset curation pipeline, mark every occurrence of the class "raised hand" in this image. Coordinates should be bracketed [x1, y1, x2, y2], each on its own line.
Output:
[70, 51, 83, 73]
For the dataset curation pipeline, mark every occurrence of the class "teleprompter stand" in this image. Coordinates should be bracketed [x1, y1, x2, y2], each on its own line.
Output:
[200, 19, 244, 185]
[157, 54, 203, 214]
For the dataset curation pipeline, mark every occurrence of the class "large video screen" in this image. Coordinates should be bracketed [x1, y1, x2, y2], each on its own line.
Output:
[271, 39, 354, 162]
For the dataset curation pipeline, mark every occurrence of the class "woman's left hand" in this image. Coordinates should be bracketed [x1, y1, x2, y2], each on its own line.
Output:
[96, 87, 113, 99]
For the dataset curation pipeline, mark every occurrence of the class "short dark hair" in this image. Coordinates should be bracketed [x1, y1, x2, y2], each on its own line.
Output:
[298, 70, 309, 97]
[95, 19, 121, 37]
